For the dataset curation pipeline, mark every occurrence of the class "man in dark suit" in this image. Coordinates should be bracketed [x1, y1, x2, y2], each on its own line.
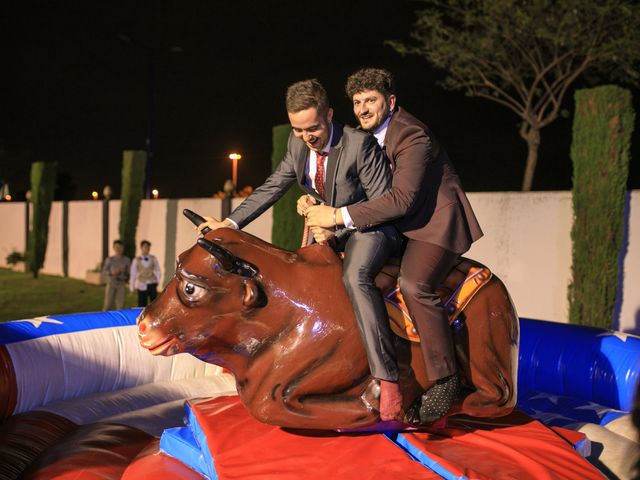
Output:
[198, 79, 404, 420]
[304, 68, 483, 424]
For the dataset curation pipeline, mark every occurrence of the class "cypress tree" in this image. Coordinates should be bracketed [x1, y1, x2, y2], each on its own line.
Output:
[27, 161, 57, 278]
[568, 86, 634, 328]
[270, 124, 305, 250]
[119, 150, 146, 259]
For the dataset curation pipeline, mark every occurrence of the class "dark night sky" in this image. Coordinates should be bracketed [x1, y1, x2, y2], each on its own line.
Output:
[1, 1, 639, 200]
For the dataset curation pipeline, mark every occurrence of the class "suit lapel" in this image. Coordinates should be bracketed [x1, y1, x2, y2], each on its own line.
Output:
[324, 122, 344, 206]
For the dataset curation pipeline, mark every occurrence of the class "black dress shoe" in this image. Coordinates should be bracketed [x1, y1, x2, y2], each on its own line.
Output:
[403, 372, 460, 426]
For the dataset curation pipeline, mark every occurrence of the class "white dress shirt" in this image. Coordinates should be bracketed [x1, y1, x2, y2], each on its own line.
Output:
[341, 112, 393, 228]
[226, 126, 334, 229]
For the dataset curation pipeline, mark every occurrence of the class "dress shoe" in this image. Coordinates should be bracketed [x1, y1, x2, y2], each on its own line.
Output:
[404, 372, 460, 425]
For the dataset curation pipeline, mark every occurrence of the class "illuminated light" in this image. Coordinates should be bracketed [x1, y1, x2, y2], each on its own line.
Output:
[4, 194, 11, 201]
[152, 188, 159, 199]
[91, 191, 99, 200]
[229, 153, 242, 193]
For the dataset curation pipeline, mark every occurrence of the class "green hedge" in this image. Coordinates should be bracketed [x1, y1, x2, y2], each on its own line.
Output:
[270, 124, 305, 250]
[119, 150, 146, 259]
[568, 85, 634, 328]
[27, 162, 57, 278]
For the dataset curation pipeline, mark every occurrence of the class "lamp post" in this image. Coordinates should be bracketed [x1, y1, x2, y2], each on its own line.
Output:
[116, 33, 183, 199]
[228, 153, 241, 194]
[24, 190, 31, 255]
[102, 185, 112, 262]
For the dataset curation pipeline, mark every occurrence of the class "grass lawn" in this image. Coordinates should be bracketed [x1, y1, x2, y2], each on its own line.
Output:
[0, 268, 138, 321]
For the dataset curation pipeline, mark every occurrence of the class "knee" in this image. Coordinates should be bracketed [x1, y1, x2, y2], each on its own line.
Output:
[342, 263, 375, 292]
[398, 275, 437, 302]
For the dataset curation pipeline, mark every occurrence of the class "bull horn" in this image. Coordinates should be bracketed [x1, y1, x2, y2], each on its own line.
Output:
[183, 209, 211, 235]
[197, 238, 259, 278]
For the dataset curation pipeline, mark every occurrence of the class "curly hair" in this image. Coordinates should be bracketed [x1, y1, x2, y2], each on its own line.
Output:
[285, 79, 329, 114]
[345, 68, 396, 99]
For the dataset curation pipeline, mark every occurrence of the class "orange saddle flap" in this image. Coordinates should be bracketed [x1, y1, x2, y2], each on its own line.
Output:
[375, 258, 493, 343]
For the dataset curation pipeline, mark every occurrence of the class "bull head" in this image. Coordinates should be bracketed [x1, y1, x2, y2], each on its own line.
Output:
[184, 208, 259, 278]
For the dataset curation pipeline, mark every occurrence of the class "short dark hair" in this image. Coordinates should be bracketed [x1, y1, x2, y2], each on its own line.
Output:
[113, 239, 124, 246]
[285, 79, 329, 114]
[345, 68, 396, 100]
[140, 240, 151, 247]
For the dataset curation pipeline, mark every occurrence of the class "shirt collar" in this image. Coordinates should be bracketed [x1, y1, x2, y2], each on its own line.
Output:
[320, 123, 334, 155]
[373, 111, 393, 147]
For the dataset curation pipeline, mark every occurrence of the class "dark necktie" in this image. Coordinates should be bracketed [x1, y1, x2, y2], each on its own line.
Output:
[143, 256, 149, 261]
[314, 152, 328, 200]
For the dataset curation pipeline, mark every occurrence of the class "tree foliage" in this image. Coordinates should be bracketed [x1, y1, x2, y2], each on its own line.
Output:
[568, 85, 633, 328]
[390, 0, 640, 190]
[119, 150, 146, 259]
[27, 161, 57, 278]
[270, 124, 305, 251]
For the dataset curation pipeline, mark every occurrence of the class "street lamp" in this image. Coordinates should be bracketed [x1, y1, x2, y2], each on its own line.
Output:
[116, 33, 183, 199]
[102, 186, 112, 262]
[228, 153, 242, 194]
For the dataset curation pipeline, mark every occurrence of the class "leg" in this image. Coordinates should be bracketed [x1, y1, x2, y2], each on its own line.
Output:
[103, 284, 116, 311]
[114, 284, 126, 310]
[147, 283, 158, 301]
[342, 226, 403, 420]
[399, 240, 460, 424]
[137, 289, 147, 307]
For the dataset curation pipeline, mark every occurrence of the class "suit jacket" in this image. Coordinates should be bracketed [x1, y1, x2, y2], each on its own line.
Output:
[229, 122, 391, 230]
[347, 108, 483, 254]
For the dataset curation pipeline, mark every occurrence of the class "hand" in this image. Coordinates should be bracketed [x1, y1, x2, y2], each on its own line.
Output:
[196, 216, 228, 235]
[310, 226, 336, 244]
[297, 195, 317, 216]
[306, 204, 339, 228]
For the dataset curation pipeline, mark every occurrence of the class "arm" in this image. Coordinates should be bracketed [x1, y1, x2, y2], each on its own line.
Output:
[227, 135, 299, 229]
[129, 259, 137, 292]
[102, 258, 111, 276]
[349, 127, 430, 227]
[306, 126, 431, 229]
[153, 257, 161, 284]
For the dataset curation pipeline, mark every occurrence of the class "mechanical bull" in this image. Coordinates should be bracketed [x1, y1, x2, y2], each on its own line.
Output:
[137, 211, 519, 430]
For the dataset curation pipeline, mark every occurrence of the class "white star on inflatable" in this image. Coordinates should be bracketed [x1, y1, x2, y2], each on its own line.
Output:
[596, 331, 633, 342]
[574, 402, 618, 418]
[528, 408, 576, 425]
[10, 316, 63, 328]
[527, 392, 562, 405]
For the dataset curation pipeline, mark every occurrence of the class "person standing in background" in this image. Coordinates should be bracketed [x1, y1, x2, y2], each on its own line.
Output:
[129, 240, 161, 307]
[102, 239, 131, 311]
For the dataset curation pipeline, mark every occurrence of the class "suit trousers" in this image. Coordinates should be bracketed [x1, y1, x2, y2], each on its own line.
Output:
[342, 225, 403, 382]
[398, 240, 459, 380]
[103, 281, 126, 311]
[137, 283, 158, 307]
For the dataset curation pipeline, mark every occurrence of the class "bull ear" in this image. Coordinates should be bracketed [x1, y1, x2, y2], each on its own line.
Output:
[242, 279, 264, 308]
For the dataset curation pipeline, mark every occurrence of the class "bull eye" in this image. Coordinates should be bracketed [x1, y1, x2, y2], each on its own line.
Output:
[180, 280, 207, 302]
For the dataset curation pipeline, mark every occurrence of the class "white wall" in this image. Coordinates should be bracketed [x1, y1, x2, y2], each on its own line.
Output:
[1, 202, 27, 263]
[0, 192, 637, 333]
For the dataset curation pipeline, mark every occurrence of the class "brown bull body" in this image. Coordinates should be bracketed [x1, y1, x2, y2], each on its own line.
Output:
[138, 228, 519, 430]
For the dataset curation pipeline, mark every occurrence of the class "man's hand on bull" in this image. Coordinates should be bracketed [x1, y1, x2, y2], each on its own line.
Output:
[305, 205, 343, 229]
[297, 194, 317, 217]
[196, 216, 234, 235]
[310, 226, 336, 244]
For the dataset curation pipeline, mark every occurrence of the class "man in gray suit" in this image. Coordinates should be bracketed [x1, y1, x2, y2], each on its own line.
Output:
[197, 79, 403, 421]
